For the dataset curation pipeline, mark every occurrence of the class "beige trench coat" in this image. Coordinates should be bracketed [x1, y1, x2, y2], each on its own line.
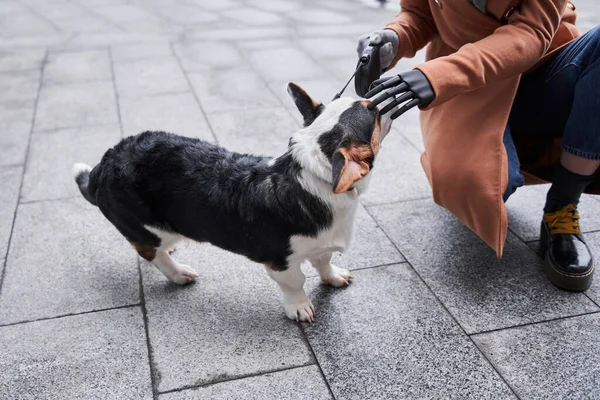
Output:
[384, 0, 597, 256]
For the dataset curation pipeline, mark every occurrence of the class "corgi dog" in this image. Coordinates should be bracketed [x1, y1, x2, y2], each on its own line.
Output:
[73, 83, 392, 322]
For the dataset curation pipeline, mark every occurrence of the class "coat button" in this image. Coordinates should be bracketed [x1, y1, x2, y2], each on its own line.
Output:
[434, 0, 442, 8]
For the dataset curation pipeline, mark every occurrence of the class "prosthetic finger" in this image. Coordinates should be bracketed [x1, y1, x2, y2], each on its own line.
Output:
[369, 83, 410, 109]
[391, 98, 421, 119]
[380, 91, 415, 114]
[365, 75, 404, 98]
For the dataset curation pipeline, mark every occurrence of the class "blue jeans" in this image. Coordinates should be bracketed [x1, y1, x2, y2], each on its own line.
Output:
[503, 25, 600, 202]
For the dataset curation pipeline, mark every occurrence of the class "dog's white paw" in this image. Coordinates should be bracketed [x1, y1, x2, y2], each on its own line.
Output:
[171, 264, 199, 285]
[283, 299, 315, 323]
[321, 265, 353, 287]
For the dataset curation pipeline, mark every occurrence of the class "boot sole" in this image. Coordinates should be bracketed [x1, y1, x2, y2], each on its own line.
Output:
[540, 243, 594, 291]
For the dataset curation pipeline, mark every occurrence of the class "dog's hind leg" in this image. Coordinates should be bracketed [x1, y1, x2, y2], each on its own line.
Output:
[137, 226, 198, 285]
[265, 263, 314, 322]
[309, 252, 353, 287]
[152, 250, 199, 285]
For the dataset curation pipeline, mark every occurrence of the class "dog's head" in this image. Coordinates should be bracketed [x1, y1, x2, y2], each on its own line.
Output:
[287, 82, 392, 194]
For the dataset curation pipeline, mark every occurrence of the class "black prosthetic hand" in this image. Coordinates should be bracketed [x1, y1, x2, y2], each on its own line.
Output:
[366, 70, 435, 119]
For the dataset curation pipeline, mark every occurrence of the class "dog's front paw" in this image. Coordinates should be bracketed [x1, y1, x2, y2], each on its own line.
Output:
[321, 265, 353, 287]
[172, 264, 199, 285]
[283, 299, 315, 323]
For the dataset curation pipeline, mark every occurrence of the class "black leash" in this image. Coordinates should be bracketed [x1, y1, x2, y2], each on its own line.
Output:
[331, 55, 369, 101]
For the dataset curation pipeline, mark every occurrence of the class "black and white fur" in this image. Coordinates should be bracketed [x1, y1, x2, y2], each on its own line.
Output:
[73, 83, 392, 322]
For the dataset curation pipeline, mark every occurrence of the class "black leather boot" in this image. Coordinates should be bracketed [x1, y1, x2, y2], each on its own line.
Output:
[540, 204, 594, 291]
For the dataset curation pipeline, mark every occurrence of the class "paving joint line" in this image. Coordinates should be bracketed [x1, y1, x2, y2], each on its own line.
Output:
[398, 132, 425, 153]
[232, 41, 300, 126]
[298, 326, 337, 400]
[470, 310, 600, 337]
[20, 196, 81, 205]
[362, 205, 523, 399]
[0, 303, 141, 328]
[108, 47, 125, 139]
[119, 89, 193, 99]
[361, 195, 432, 209]
[32, 121, 122, 135]
[169, 41, 219, 144]
[304, 261, 408, 280]
[67, 0, 127, 32]
[157, 362, 317, 396]
[137, 257, 159, 400]
[43, 77, 114, 86]
[0, 49, 49, 296]
[19, 3, 62, 33]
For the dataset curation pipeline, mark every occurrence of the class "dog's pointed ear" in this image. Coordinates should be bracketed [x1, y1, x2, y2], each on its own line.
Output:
[331, 141, 373, 193]
[287, 82, 324, 126]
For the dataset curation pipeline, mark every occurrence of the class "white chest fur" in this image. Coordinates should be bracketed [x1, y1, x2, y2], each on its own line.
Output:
[288, 190, 359, 263]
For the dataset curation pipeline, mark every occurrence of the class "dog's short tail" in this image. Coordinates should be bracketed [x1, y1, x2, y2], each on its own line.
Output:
[73, 163, 97, 206]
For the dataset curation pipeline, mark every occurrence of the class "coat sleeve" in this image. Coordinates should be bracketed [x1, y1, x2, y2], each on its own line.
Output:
[384, 0, 436, 65]
[416, 0, 567, 108]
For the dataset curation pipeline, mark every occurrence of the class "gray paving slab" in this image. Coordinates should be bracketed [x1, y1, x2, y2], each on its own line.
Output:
[287, 8, 353, 24]
[360, 131, 432, 206]
[21, 124, 121, 202]
[159, 366, 331, 400]
[319, 56, 362, 82]
[173, 41, 247, 72]
[392, 107, 424, 151]
[297, 37, 359, 59]
[0, 107, 34, 167]
[248, 0, 302, 13]
[295, 23, 379, 38]
[33, 2, 90, 19]
[300, 204, 404, 278]
[111, 41, 173, 61]
[473, 313, 600, 399]
[507, 184, 600, 242]
[44, 49, 112, 83]
[120, 92, 213, 140]
[184, 0, 241, 11]
[185, 27, 288, 42]
[237, 38, 291, 50]
[0, 12, 58, 37]
[34, 81, 118, 131]
[114, 57, 189, 97]
[268, 79, 342, 110]
[330, 204, 405, 270]
[0, 48, 45, 71]
[577, 3, 600, 33]
[122, 20, 180, 36]
[0, 307, 152, 399]
[303, 264, 515, 399]
[87, 4, 159, 24]
[188, 67, 280, 113]
[0, 198, 140, 324]
[222, 8, 283, 25]
[53, 16, 120, 34]
[249, 47, 331, 83]
[156, 5, 219, 24]
[0, 2, 25, 15]
[0, 166, 21, 258]
[368, 199, 599, 334]
[0, 70, 40, 109]
[141, 243, 313, 393]
[207, 107, 298, 156]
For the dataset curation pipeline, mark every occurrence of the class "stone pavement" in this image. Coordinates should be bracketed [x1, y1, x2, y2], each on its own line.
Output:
[1, 0, 599, 398]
